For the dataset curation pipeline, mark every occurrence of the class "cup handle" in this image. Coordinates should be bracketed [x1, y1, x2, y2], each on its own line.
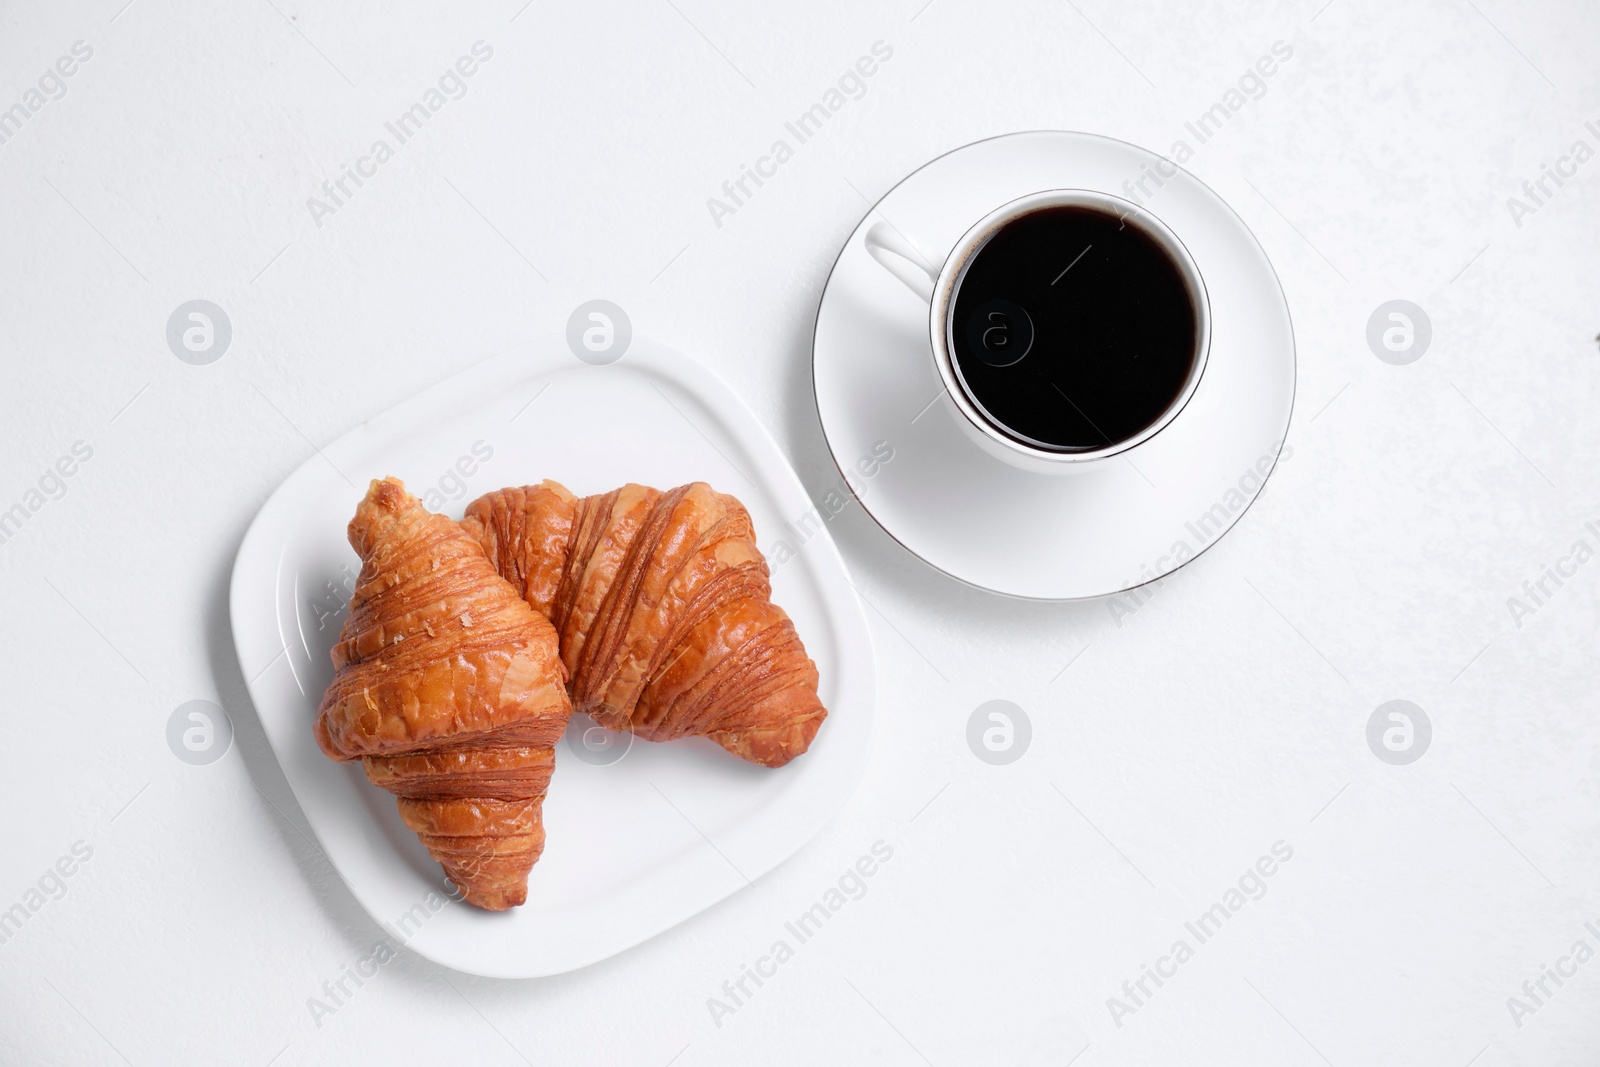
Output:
[864, 221, 939, 304]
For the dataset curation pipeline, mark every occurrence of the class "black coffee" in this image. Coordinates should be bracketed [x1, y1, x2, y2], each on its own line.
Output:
[949, 206, 1198, 452]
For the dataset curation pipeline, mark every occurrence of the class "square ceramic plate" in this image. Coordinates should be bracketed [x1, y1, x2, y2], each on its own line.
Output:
[229, 337, 875, 978]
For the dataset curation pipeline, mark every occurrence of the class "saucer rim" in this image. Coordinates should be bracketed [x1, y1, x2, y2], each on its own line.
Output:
[809, 129, 1298, 603]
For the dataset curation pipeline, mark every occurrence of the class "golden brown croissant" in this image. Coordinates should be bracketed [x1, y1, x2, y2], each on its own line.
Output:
[461, 481, 826, 768]
[314, 477, 573, 910]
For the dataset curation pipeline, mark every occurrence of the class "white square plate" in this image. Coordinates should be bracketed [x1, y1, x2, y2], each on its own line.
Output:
[229, 337, 876, 978]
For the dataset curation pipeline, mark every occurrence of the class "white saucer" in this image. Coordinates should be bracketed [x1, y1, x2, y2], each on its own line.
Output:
[812, 131, 1295, 600]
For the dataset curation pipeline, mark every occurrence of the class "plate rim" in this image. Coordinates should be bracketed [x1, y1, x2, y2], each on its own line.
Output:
[229, 335, 877, 978]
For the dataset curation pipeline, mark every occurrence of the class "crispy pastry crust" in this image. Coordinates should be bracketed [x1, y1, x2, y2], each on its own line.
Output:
[462, 481, 826, 767]
[314, 478, 571, 910]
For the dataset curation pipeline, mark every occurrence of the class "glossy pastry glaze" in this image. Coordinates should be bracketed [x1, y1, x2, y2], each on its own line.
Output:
[314, 477, 572, 910]
[463, 481, 827, 768]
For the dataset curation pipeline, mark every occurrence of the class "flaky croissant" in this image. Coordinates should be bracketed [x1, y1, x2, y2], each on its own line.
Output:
[461, 481, 827, 768]
[314, 478, 573, 910]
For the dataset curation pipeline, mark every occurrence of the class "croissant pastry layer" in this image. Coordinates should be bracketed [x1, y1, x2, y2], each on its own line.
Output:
[314, 477, 572, 910]
[462, 480, 827, 767]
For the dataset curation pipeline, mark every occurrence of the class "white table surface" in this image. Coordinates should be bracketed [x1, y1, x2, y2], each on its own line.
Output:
[2, 1, 1597, 1064]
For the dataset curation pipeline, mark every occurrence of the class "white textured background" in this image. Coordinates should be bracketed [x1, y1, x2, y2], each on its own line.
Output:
[1, 0, 1597, 1064]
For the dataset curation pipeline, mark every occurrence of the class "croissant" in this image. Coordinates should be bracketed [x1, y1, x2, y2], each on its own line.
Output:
[461, 481, 827, 768]
[314, 478, 572, 910]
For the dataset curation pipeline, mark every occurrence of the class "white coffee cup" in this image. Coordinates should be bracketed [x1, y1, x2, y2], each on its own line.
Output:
[866, 189, 1211, 475]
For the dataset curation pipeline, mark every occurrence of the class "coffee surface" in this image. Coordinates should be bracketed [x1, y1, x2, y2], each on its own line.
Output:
[949, 206, 1198, 452]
